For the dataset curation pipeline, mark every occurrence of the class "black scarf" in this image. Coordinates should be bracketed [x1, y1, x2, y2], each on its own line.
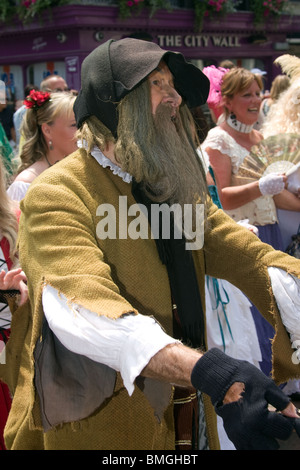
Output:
[131, 180, 206, 349]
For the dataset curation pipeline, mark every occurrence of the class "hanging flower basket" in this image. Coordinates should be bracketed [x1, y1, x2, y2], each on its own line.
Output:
[0, 0, 70, 24]
[117, 0, 172, 19]
[249, 0, 289, 25]
[0, 0, 291, 28]
[193, 0, 241, 32]
[117, 0, 241, 31]
[17, 0, 70, 23]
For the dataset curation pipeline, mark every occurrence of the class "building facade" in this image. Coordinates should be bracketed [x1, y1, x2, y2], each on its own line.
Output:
[0, 1, 300, 102]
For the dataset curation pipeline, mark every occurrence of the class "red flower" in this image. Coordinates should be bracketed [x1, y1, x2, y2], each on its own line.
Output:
[24, 90, 51, 109]
[22, 0, 32, 7]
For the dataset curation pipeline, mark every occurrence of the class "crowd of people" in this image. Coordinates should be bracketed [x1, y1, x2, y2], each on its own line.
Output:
[0, 39, 299, 451]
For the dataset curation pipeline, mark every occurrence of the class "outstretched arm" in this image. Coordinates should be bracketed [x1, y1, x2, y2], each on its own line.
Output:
[142, 341, 297, 415]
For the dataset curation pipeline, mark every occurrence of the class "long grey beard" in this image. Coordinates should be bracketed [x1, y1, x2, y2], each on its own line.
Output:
[115, 97, 209, 233]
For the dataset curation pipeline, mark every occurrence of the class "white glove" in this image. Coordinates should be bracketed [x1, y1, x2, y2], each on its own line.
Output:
[258, 173, 285, 196]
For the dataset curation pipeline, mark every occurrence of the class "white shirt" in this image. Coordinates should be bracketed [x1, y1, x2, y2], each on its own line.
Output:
[42, 285, 178, 396]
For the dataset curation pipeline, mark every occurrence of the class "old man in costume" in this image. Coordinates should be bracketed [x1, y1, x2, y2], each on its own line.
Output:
[2, 38, 300, 450]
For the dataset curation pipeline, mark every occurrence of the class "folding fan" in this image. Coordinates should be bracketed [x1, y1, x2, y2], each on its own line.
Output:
[239, 133, 300, 194]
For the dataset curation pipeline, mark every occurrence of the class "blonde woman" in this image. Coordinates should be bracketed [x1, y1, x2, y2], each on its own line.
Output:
[0, 157, 27, 450]
[201, 67, 287, 380]
[7, 90, 77, 202]
[202, 67, 285, 249]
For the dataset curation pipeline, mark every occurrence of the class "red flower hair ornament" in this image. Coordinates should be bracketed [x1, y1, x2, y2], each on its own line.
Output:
[24, 90, 51, 110]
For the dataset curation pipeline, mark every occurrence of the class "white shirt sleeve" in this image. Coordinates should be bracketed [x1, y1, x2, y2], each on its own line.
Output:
[268, 267, 300, 364]
[42, 284, 179, 396]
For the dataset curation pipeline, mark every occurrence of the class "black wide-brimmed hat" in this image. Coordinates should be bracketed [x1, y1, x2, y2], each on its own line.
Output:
[74, 38, 210, 135]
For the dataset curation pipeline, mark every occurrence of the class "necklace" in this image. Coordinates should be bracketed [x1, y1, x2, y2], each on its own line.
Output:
[226, 113, 254, 134]
[45, 154, 52, 167]
[44, 155, 60, 167]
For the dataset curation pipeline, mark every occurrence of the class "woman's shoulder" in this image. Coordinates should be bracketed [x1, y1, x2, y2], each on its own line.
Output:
[205, 126, 228, 139]
[202, 125, 252, 174]
[14, 161, 47, 184]
[202, 126, 241, 156]
[204, 126, 235, 144]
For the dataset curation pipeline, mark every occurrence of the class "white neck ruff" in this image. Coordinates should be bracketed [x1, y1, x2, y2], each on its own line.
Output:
[226, 114, 254, 134]
[77, 140, 132, 184]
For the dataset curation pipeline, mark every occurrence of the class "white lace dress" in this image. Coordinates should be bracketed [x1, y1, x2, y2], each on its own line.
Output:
[201, 127, 278, 227]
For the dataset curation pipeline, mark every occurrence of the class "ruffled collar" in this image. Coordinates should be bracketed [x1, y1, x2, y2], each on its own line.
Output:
[77, 140, 132, 184]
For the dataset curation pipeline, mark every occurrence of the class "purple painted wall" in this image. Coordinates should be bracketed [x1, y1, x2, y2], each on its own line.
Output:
[0, 5, 298, 98]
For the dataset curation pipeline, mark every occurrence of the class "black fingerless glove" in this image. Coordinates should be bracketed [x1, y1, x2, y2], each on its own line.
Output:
[191, 348, 300, 450]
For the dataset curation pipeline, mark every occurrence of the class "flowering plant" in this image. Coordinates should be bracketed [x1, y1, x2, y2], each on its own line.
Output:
[24, 90, 51, 109]
[117, 0, 241, 31]
[118, 0, 171, 19]
[16, 0, 70, 23]
[193, 0, 241, 31]
[249, 0, 289, 25]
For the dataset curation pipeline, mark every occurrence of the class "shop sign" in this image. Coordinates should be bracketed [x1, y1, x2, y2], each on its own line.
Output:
[157, 35, 241, 48]
[32, 37, 47, 52]
[65, 56, 79, 74]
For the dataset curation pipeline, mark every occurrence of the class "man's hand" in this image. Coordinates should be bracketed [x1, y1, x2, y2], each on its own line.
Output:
[142, 343, 300, 449]
[224, 383, 299, 419]
[191, 348, 300, 450]
[223, 381, 245, 404]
